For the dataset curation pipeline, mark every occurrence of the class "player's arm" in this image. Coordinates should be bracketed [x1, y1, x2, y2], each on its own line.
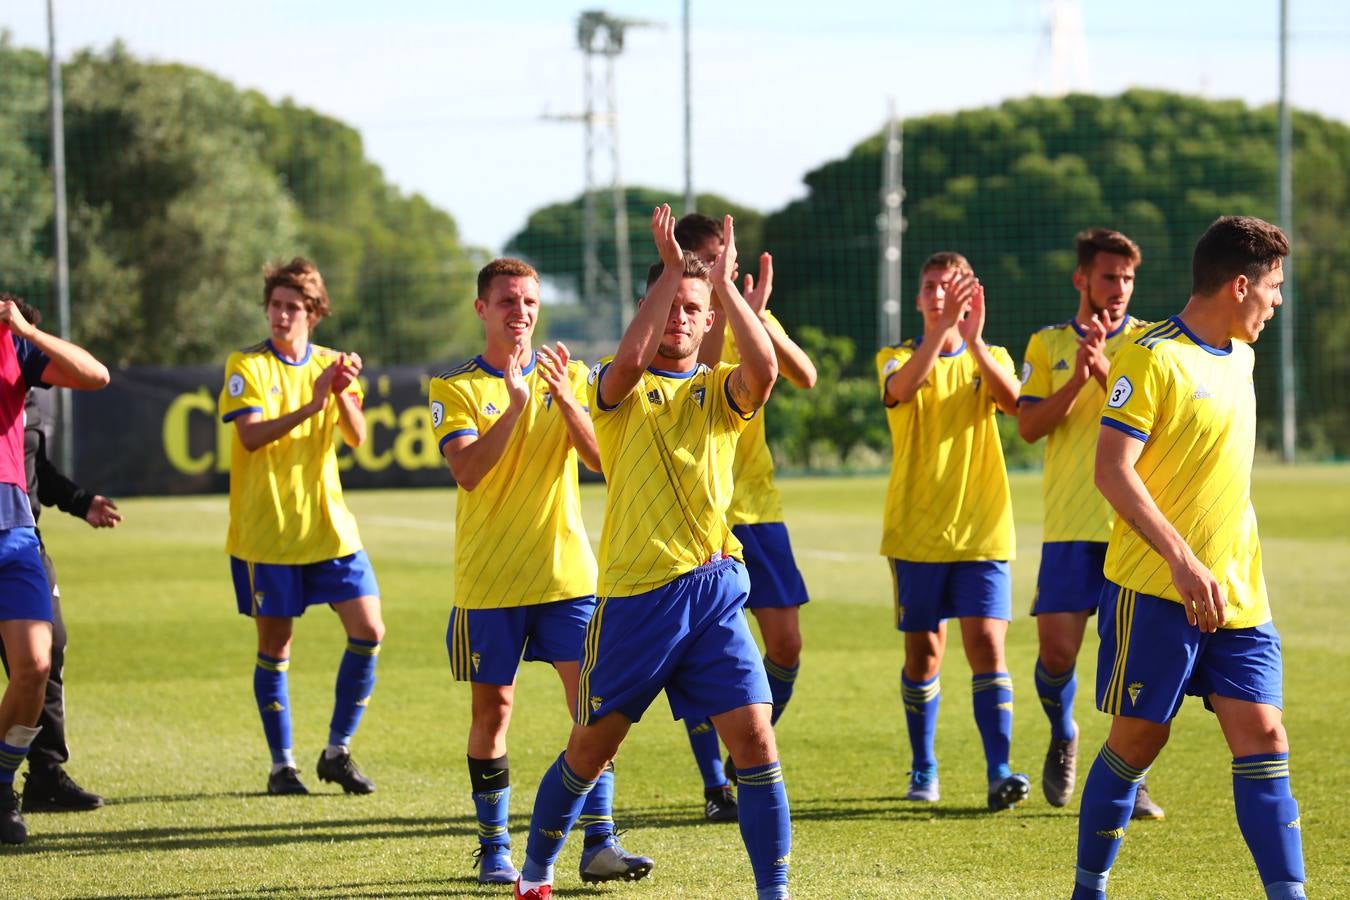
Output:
[714, 217, 777, 412]
[232, 365, 335, 452]
[538, 343, 602, 471]
[1095, 426, 1226, 632]
[330, 353, 366, 448]
[960, 284, 1019, 414]
[745, 254, 817, 390]
[440, 345, 531, 491]
[1, 298, 109, 390]
[600, 205, 687, 409]
[1018, 345, 1087, 442]
[33, 430, 119, 526]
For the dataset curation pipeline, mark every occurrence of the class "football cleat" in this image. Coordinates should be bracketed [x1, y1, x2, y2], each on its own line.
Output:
[472, 843, 519, 884]
[704, 785, 738, 822]
[267, 766, 310, 796]
[316, 749, 375, 794]
[22, 766, 104, 812]
[0, 787, 27, 844]
[904, 768, 940, 802]
[1042, 734, 1079, 808]
[987, 772, 1032, 811]
[1131, 780, 1166, 820]
[579, 834, 654, 883]
[514, 879, 552, 900]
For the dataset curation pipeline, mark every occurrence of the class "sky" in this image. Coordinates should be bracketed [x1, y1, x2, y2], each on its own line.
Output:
[3, 1, 1347, 253]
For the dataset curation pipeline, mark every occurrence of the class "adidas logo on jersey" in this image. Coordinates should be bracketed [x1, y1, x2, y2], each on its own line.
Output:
[484, 402, 501, 415]
[1193, 383, 1213, 399]
[270, 385, 282, 395]
[1053, 359, 1070, 370]
[646, 389, 663, 405]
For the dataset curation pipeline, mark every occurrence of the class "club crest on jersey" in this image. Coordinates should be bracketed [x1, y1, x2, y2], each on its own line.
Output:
[543, 393, 553, 410]
[1053, 359, 1070, 371]
[646, 389, 663, 405]
[972, 375, 982, 392]
[484, 402, 501, 416]
[430, 401, 444, 428]
[228, 373, 245, 397]
[691, 386, 706, 407]
[1127, 681, 1143, 705]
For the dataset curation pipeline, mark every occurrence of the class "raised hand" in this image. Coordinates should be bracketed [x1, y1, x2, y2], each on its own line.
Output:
[954, 278, 986, 343]
[743, 252, 774, 315]
[0, 298, 37, 339]
[536, 342, 575, 401]
[652, 204, 684, 270]
[709, 215, 739, 287]
[330, 351, 363, 393]
[311, 364, 336, 409]
[504, 343, 532, 412]
[85, 496, 121, 528]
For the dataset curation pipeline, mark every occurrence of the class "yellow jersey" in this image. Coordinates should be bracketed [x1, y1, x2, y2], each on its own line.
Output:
[1020, 316, 1150, 543]
[876, 338, 1016, 562]
[1100, 317, 1269, 628]
[219, 340, 364, 565]
[720, 312, 786, 526]
[428, 353, 597, 609]
[587, 360, 751, 597]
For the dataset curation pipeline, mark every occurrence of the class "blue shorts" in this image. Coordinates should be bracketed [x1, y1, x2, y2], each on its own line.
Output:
[577, 557, 771, 725]
[889, 559, 1011, 632]
[230, 551, 380, 618]
[1032, 541, 1108, 615]
[1096, 582, 1284, 723]
[733, 523, 810, 610]
[447, 596, 597, 685]
[0, 527, 52, 622]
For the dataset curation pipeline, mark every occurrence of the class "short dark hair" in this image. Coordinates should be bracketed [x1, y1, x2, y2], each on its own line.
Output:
[263, 258, 331, 321]
[645, 252, 711, 290]
[1075, 228, 1141, 269]
[1191, 216, 1289, 296]
[476, 258, 539, 299]
[674, 213, 721, 252]
[0, 293, 41, 326]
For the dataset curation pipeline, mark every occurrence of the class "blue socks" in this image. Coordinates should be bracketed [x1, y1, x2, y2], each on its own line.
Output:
[1035, 660, 1077, 741]
[735, 761, 791, 899]
[521, 753, 598, 883]
[329, 638, 380, 748]
[1233, 753, 1306, 898]
[972, 672, 1014, 781]
[686, 718, 728, 788]
[1075, 744, 1147, 897]
[0, 726, 38, 786]
[468, 754, 511, 848]
[900, 672, 940, 773]
[254, 653, 294, 766]
[763, 656, 799, 726]
[577, 762, 616, 842]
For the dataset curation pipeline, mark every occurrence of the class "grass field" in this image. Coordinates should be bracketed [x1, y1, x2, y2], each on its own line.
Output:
[7, 466, 1348, 898]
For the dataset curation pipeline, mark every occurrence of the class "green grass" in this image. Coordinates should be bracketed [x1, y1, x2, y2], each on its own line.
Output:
[9, 466, 1348, 898]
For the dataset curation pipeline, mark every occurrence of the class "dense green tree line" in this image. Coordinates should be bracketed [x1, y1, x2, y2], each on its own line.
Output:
[0, 36, 485, 366]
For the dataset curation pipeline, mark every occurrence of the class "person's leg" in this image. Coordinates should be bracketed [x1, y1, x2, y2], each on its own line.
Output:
[326, 594, 383, 759]
[961, 616, 1014, 782]
[750, 606, 802, 726]
[0, 618, 52, 844]
[1035, 610, 1090, 808]
[713, 702, 791, 900]
[901, 626, 945, 795]
[254, 614, 302, 791]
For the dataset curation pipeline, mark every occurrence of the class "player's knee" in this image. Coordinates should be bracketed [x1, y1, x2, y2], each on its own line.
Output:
[472, 699, 512, 736]
[766, 631, 802, 667]
[10, 654, 51, 691]
[1038, 644, 1077, 674]
[904, 656, 940, 682]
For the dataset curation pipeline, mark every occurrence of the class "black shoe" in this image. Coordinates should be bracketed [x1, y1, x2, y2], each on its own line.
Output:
[704, 785, 738, 822]
[316, 749, 375, 794]
[0, 788, 26, 844]
[267, 766, 310, 795]
[723, 753, 737, 786]
[23, 767, 105, 812]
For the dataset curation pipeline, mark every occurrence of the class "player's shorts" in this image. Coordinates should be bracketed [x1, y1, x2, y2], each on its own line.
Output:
[230, 550, 380, 618]
[0, 527, 52, 622]
[733, 522, 810, 609]
[1031, 541, 1108, 616]
[576, 556, 771, 725]
[447, 596, 597, 685]
[889, 559, 1011, 632]
[1096, 582, 1283, 723]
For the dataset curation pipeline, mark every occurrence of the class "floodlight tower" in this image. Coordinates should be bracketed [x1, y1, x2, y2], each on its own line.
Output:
[1039, 0, 1090, 96]
[576, 10, 655, 335]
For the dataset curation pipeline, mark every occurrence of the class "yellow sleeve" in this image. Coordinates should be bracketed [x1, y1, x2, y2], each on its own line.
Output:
[1100, 342, 1167, 442]
[1019, 332, 1053, 402]
[586, 358, 620, 414]
[875, 346, 910, 400]
[430, 376, 478, 451]
[219, 353, 264, 422]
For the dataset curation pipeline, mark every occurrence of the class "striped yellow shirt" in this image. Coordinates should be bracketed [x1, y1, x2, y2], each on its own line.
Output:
[1020, 316, 1151, 543]
[587, 360, 751, 597]
[1100, 317, 1269, 628]
[429, 354, 597, 609]
[876, 339, 1016, 562]
[219, 340, 363, 564]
